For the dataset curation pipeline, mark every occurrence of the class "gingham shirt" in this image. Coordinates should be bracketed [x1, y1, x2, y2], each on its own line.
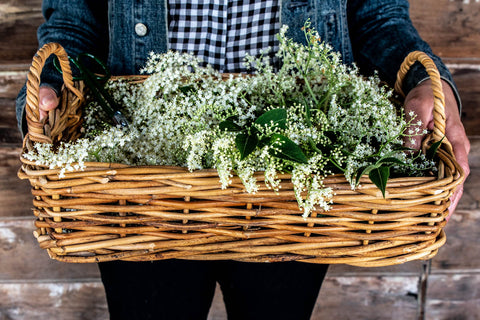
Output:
[168, 0, 280, 73]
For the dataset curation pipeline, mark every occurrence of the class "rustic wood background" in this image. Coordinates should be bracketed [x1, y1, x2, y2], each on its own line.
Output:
[1, 1, 479, 319]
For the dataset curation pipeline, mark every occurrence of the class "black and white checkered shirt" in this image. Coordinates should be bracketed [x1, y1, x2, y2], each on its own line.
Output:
[168, 0, 280, 73]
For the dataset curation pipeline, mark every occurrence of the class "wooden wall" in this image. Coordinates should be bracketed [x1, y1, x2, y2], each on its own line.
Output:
[1, 1, 479, 319]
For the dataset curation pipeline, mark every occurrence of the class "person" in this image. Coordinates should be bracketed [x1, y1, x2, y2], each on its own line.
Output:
[16, 1, 470, 319]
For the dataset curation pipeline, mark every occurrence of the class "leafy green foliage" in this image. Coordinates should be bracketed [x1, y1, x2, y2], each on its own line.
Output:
[255, 108, 287, 129]
[223, 108, 308, 163]
[235, 133, 259, 160]
[269, 134, 308, 164]
[354, 154, 418, 198]
[368, 166, 390, 198]
[219, 119, 242, 132]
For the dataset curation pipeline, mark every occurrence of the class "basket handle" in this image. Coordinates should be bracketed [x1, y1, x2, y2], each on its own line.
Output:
[394, 51, 448, 146]
[25, 43, 83, 144]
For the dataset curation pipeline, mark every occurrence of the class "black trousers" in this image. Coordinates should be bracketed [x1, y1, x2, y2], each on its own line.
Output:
[99, 260, 329, 320]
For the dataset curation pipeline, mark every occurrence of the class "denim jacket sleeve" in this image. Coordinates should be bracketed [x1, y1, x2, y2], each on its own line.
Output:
[347, 0, 461, 110]
[16, 0, 109, 135]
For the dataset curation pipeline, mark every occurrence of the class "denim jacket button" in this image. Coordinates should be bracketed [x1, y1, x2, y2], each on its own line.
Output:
[135, 23, 148, 36]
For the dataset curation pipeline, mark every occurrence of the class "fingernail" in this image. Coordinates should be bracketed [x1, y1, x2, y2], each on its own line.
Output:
[41, 94, 55, 107]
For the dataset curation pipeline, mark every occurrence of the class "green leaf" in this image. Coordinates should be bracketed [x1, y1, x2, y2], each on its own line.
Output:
[258, 136, 271, 149]
[426, 136, 445, 160]
[269, 134, 308, 164]
[219, 120, 242, 132]
[254, 108, 287, 129]
[368, 165, 390, 198]
[354, 165, 374, 186]
[236, 133, 259, 160]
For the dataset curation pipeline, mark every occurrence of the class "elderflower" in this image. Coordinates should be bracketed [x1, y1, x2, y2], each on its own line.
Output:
[24, 24, 436, 217]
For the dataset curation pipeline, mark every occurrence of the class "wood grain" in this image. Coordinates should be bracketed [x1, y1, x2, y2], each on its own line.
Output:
[0, 148, 32, 217]
[455, 138, 480, 211]
[328, 260, 424, 276]
[0, 282, 108, 320]
[430, 210, 480, 271]
[451, 67, 480, 136]
[425, 274, 480, 320]
[458, 169, 480, 211]
[0, 0, 43, 65]
[410, 0, 480, 62]
[0, 219, 101, 281]
[467, 137, 480, 169]
[313, 276, 420, 319]
[0, 70, 28, 146]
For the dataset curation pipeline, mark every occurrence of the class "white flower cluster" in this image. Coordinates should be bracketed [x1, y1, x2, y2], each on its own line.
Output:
[24, 24, 434, 217]
[24, 126, 130, 178]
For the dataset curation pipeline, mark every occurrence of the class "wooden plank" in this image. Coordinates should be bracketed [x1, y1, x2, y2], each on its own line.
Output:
[0, 148, 32, 218]
[0, 70, 28, 99]
[0, 70, 29, 146]
[410, 0, 480, 62]
[468, 137, 480, 169]
[0, 127, 22, 146]
[0, 219, 101, 281]
[458, 168, 480, 211]
[454, 137, 480, 210]
[0, 281, 224, 320]
[455, 137, 480, 210]
[312, 276, 420, 319]
[0, 0, 43, 65]
[328, 261, 423, 276]
[431, 210, 480, 271]
[425, 274, 480, 320]
[450, 67, 480, 136]
[0, 282, 108, 320]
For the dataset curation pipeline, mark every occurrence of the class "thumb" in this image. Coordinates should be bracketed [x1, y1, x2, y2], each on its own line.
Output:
[39, 87, 60, 120]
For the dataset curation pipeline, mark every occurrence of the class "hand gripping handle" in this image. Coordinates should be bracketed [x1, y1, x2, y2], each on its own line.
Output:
[395, 51, 449, 149]
[25, 43, 83, 144]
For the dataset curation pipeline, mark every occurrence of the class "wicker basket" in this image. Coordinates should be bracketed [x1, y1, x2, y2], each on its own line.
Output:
[18, 43, 464, 267]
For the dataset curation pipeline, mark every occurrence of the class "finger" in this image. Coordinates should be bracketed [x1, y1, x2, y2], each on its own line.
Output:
[403, 81, 434, 150]
[450, 137, 470, 178]
[39, 87, 60, 120]
[445, 130, 470, 220]
[447, 186, 463, 221]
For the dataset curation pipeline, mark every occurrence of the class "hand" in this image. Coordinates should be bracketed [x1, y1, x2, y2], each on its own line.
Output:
[39, 86, 60, 121]
[404, 79, 470, 219]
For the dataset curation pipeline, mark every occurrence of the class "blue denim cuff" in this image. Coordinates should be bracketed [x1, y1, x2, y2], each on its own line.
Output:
[16, 84, 28, 137]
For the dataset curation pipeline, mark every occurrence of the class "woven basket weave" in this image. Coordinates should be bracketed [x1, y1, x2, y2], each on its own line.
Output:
[18, 43, 464, 267]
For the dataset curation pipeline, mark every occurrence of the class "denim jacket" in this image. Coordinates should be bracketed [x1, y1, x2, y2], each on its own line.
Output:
[17, 0, 460, 134]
